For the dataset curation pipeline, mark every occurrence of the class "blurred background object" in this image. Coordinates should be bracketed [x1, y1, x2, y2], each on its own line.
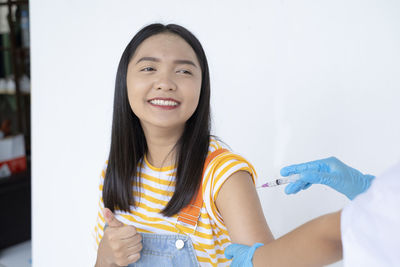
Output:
[0, 0, 31, 264]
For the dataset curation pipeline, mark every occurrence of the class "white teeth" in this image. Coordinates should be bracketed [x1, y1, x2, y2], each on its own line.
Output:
[149, 99, 179, 106]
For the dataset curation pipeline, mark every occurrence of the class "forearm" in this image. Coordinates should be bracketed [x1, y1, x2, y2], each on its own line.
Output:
[253, 211, 342, 267]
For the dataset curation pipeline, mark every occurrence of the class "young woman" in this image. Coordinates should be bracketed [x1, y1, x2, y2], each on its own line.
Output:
[94, 23, 273, 267]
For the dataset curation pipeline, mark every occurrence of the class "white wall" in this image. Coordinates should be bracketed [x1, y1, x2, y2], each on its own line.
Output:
[31, 0, 400, 266]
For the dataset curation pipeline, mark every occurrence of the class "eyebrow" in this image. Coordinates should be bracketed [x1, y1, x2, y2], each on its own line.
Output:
[136, 57, 197, 68]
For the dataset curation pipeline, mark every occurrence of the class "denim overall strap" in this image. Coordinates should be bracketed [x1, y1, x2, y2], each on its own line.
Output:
[177, 148, 228, 227]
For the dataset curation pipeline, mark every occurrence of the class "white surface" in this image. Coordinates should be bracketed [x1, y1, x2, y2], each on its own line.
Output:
[31, 0, 400, 266]
[341, 162, 400, 266]
[0, 241, 31, 267]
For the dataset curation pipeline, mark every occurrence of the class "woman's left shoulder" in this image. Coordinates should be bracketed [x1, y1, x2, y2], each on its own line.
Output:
[208, 136, 250, 160]
[208, 136, 227, 153]
[206, 136, 257, 181]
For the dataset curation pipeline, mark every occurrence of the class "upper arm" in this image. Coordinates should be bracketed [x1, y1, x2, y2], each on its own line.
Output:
[215, 170, 274, 245]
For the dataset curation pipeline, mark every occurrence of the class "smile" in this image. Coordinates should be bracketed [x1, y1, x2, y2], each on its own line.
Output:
[148, 98, 180, 110]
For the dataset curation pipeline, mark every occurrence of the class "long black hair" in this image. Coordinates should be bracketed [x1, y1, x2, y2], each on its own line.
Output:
[103, 23, 211, 216]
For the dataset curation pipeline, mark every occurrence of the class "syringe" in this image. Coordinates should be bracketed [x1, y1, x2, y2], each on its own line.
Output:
[257, 174, 300, 188]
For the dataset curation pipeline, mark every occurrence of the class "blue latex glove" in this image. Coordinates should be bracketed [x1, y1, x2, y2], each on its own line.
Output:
[281, 157, 375, 200]
[225, 243, 264, 267]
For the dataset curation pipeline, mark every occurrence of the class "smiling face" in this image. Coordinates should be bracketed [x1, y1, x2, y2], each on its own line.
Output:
[126, 33, 202, 133]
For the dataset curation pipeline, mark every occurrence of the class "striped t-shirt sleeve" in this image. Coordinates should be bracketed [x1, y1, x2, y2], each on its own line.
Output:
[202, 150, 257, 229]
[93, 161, 107, 250]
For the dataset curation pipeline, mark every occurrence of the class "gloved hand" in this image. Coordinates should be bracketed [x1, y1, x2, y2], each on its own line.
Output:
[281, 157, 375, 200]
[225, 243, 264, 267]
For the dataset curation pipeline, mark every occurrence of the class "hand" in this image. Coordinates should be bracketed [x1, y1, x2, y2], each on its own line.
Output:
[225, 243, 264, 267]
[281, 157, 375, 200]
[99, 208, 142, 266]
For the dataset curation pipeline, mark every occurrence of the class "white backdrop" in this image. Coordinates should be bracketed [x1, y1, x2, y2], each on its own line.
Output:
[31, 0, 400, 266]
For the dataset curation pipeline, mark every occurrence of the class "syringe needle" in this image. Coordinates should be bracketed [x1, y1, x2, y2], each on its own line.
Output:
[257, 174, 300, 188]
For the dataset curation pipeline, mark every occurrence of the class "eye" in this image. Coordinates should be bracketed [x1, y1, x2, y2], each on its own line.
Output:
[177, 69, 192, 75]
[140, 67, 155, 72]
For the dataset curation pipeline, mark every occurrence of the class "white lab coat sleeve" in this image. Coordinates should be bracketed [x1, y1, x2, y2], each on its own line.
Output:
[341, 161, 400, 267]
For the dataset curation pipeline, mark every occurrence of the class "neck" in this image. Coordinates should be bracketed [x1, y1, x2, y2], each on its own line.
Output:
[142, 124, 185, 168]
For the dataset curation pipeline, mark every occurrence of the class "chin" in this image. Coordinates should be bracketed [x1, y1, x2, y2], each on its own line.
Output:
[151, 121, 185, 129]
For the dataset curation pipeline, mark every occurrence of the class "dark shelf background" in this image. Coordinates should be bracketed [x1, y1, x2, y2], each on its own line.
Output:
[0, 0, 31, 250]
[0, 163, 31, 249]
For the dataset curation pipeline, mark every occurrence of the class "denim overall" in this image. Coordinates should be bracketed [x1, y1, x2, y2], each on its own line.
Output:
[129, 232, 199, 267]
[103, 223, 199, 266]
[106, 149, 227, 267]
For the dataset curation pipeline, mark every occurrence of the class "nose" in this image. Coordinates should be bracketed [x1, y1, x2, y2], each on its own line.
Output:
[154, 72, 177, 91]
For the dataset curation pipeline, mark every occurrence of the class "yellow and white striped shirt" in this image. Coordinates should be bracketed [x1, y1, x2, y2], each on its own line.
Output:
[94, 137, 257, 266]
